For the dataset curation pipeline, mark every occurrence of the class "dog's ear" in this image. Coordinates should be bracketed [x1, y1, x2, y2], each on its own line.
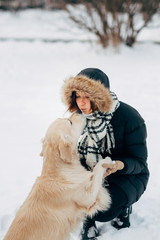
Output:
[59, 133, 73, 163]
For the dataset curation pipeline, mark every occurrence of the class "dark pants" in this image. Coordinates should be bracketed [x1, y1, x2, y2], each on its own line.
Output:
[92, 182, 128, 222]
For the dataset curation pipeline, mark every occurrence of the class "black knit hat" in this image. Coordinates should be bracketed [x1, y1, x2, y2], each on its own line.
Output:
[77, 68, 110, 89]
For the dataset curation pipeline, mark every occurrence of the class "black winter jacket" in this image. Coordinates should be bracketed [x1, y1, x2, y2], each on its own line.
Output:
[107, 101, 149, 205]
[80, 101, 149, 205]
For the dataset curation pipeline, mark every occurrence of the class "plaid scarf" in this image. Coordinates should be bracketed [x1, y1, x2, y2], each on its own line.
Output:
[78, 92, 120, 169]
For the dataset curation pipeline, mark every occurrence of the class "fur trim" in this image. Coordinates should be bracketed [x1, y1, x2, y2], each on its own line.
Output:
[62, 75, 113, 113]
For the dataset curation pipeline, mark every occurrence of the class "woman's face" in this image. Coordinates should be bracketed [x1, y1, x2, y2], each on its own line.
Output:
[75, 92, 92, 114]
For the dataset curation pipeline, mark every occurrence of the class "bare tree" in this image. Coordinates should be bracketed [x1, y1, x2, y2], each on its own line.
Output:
[1, 0, 159, 47]
[123, 0, 160, 46]
[60, 0, 160, 47]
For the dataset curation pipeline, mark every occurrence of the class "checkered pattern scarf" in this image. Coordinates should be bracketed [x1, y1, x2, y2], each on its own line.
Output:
[78, 92, 120, 169]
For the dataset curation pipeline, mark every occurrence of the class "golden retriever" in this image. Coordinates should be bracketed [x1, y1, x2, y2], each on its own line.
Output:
[3, 113, 111, 240]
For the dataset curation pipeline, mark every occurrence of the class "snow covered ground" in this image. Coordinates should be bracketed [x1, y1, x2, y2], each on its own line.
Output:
[0, 9, 160, 240]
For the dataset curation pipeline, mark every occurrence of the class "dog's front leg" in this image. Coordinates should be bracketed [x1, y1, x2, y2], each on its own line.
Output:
[85, 157, 113, 201]
[86, 161, 106, 198]
[73, 157, 112, 209]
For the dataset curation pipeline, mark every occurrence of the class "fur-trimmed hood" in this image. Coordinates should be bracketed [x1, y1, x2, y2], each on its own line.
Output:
[61, 74, 113, 113]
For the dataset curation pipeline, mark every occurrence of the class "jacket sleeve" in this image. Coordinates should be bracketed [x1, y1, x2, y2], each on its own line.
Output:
[118, 119, 148, 175]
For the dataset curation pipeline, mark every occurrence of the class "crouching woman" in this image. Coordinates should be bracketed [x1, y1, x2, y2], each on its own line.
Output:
[61, 68, 149, 240]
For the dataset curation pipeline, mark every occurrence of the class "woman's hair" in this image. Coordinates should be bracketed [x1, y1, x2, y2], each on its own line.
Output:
[68, 91, 97, 113]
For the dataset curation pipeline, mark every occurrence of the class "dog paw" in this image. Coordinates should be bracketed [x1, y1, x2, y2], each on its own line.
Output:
[101, 157, 113, 165]
[93, 157, 115, 171]
[101, 157, 116, 170]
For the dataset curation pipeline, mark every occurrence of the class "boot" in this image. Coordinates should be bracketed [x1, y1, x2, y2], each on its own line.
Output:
[80, 218, 100, 240]
[111, 206, 132, 230]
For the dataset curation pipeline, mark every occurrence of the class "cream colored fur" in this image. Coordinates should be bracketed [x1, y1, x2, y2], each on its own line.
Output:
[4, 113, 111, 240]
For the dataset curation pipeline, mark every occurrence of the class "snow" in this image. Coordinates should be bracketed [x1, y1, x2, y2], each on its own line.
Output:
[0, 9, 160, 240]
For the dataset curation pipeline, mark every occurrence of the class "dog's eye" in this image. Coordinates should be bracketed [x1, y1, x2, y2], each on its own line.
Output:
[68, 119, 72, 125]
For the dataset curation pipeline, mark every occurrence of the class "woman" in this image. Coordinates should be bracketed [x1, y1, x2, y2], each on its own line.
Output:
[61, 68, 149, 240]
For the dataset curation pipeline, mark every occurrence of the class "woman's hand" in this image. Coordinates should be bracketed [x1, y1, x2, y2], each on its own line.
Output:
[102, 160, 124, 177]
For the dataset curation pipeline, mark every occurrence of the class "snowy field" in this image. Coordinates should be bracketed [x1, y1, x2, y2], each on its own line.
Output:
[0, 9, 160, 240]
